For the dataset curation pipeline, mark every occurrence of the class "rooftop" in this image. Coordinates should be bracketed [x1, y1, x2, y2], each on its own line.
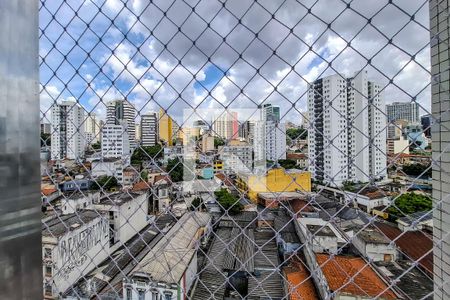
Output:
[356, 227, 391, 244]
[375, 260, 433, 300]
[375, 222, 433, 274]
[284, 258, 319, 300]
[257, 191, 308, 201]
[397, 211, 433, 225]
[131, 212, 211, 284]
[42, 210, 101, 238]
[97, 192, 144, 206]
[316, 254, 397, 300]
[307, 225, 336, 237]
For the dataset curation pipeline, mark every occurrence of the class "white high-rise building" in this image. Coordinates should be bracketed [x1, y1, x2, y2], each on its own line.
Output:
[51, 101, 86, 160]
[308, 71, 386, 186]
[141, 112, 158, 147]
[84, 112, 101, 144]
[106, 99, 136, 149]
[101, 124, 130, 160]
[265, 120, 286, 162]
[386, 101, 419, 123]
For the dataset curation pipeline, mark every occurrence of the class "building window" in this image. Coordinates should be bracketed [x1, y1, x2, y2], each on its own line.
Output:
[45, 265, 52, 277]
[126, 288, 132, 300]
[45, 284, 52, 296]
[138, 290, 145, 300]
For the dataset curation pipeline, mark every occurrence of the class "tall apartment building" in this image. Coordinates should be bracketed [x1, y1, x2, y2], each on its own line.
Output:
[386, 101, 420, 123]
[101, 124, 130, 160]
[421, 114, 433, 138]
[140, 112, 158, 147]
[106, 99, 136, 149]
[262, 103, 280, 121]
[431, 1, 450, 298]
[253, 105, 287, 166]
[213, 111, 239, 140]
[51, 101, 86, 160]
[159, 108, 173, 146]
[308, 71, 386, 186]
[84, 112, 101, 144]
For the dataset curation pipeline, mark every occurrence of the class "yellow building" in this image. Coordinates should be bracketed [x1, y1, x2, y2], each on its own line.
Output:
[236, 168, 311, 202]
[159, 108, 173, 146]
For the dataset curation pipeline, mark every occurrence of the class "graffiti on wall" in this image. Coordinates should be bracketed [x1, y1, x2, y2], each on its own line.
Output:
[58, 218, 108, 278]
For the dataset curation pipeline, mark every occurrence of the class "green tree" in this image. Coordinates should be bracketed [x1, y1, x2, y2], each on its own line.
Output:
[92, 176, 119, 191]
[387, 193, 432, 220]
[278, 159, 298, 169]
[286, 127, 307, 143]
[214, 188, 243, 215]
[191, 197, 205, 211]
[91, 141, 101, 150]
[402, 163, 431, 178]
[131, 144, 163, 165]
[166, 157, 184, 182]
[214, 137, 225, 148]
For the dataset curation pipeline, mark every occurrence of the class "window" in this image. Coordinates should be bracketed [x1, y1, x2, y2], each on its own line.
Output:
[45, 265, 52, 277]
[138, 290, 145, 300]
[126, 288, 132, 300]
[44, 248, 52, 259]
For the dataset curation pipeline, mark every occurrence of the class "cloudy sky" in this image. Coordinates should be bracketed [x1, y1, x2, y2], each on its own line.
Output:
[39, 0, 431, 127]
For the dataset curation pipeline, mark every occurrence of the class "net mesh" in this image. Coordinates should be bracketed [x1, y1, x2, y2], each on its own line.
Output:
[39, 0, 448, 299]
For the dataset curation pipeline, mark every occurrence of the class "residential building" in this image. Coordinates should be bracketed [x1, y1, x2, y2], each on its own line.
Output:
[387, 119, 408, 139]
[218, 140, 253, 172]
[84, 112, 101, 144]
[159, 108, 173, 146]
[41, 122, 51, 134]
[265, 120, 287, 161]
[236, 168, 311, 202]
[307, 71, 386, 185]
[286, 153, 309, 169]
[387, 137, 410, 155]
[201, 133, 214, 153]
[386, 101, 419, 123]
[91, 158, 127, 184]
[140, 112, 158, 146]
[51, 101, 86, 160]
[297, 217, 346, 254]
[106, 99, 136, 149]
[262, 103, 280, 121]
[212, 111, 238, 140]
[347, 227, 398, 262]
[101, 124, 130, 160]
[404, 123, 429, 150]
[124, 212, 211, 300]
[42, 211, 109, 299]
[316, 254, 397, 300]
[135, 124, 141, 142]
[421, 114, 433, 137]
[91, 192, 149, 251]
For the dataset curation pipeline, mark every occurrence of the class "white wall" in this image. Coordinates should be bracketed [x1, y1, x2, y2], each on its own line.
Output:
[43, 216, 109, 297]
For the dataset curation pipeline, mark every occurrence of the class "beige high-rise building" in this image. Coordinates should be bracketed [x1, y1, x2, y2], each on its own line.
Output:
[159, 109, 173, 146]
[84, 112, 101, 144]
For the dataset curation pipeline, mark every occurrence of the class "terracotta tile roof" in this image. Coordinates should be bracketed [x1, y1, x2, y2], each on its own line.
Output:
[131, 181, 151, 191]
[154, 174, 171, 184]
[215, 173, 234, 186]
[287, 153, 307, 160]
[41, 187, 57, 196]
[291, 198, 314, 214]
[316, 254, 397, 300]
[375, 222, 433, 274]
[284, 259, 318, 300]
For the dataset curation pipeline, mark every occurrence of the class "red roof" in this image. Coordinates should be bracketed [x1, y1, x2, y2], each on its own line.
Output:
[287, 153, 307, 159]
[316, 254, 397, 300]
[375, 222, 433, 274]
[41, 188, 57, 196]
[284, 258, 318, 300]
[132, 181, 151, 191]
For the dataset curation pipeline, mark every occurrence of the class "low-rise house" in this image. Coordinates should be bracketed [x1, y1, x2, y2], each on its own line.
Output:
[152, 174, 172, 213]
[42, 211, 109, 299]
[91, 158, 127, 183]
[122, 167, 139, 187]
[396, 211, 433, 232]
[60, 191, 100, 215]
[286, 152, 309, 169]
[297, 218, 346, 254]
[42, 186, 61, 205]
[124, 212, 211, 300]
[59, 178, 91, 192]
[347, 226, 398, 262]
[316, 254, 398, 300]
[257, 191, 309, 209]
